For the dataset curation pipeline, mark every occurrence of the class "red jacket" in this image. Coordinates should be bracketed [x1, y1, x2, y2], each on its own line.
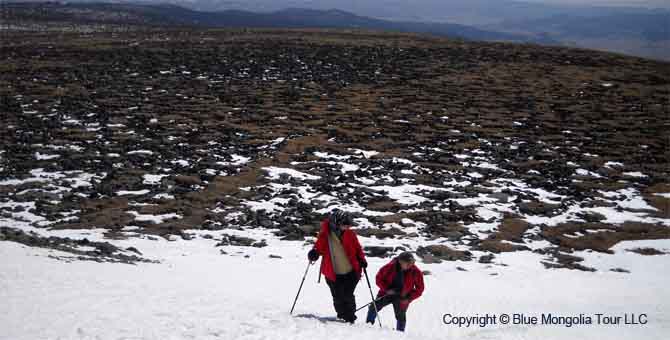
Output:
[313, 218, 366, 282]
[376, 259, 424, 309]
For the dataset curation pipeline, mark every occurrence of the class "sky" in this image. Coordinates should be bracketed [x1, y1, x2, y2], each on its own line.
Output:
[522, 0, 668, 7]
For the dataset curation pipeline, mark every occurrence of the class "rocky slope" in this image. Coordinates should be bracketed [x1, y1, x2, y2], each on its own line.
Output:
[1, 28, 669, 272]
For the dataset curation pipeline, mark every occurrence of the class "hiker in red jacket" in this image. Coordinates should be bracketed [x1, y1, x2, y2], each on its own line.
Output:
[366, 252, 424, 331]
[307, 209, 367, 323]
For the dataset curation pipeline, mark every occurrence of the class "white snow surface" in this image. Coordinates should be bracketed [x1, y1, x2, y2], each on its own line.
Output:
[1, 235, 669, 340]
[2, 142, 670, 340]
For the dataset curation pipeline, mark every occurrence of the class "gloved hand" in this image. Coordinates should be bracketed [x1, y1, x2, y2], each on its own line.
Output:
[308, 248, 319, 262]
[359, 258, 368, 268]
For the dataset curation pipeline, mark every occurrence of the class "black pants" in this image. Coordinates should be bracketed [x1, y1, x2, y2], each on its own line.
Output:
[325, 271, 359, 323]
[366, 294, 407, 331]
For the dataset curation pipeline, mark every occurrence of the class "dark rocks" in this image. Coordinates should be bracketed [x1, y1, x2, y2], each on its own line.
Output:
[643, 193, 670, 218]
[201, 220, 224, 231]
[406, 210, 478, 231]
[364, 245, 395, 258]
[518, 201, 561, 216]
[252, 240, 268, 248]
[251, 211, 274, 228]
[215, 234, 267, 248]
[541, 222, 670, 253]
[174, 175, 202, 187]
[276, 225, 306, 241]
[626, 247, 667, 255]
[488, 192, 510, 203]
[97, 242, 117, 255]
[538, 247, 596, 272]
[644, 183, 670, 218]
[576, 211, 606, 223]
[475, 240, 531, 253]
[554, 252, 584, 264]
[610, 268, 630, 273]
[15, 191, 61, 203]
[355, 227, 405, 239]
[364, 199, 404, 212]
[0, 27, 668, 273]
[541, 261, 596, 272]
[269, 254, 282, 259]
[424, 223, 467, 240]
[416, 244, 472, 263]
[478, 254, 495, 264]
[126, 246, 142, 255]
[488, 218, 531, 243]
[582, 200, 617, 208]
[0, 226, 155, 264]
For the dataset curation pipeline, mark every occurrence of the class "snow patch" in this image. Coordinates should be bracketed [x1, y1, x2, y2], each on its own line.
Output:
[129, 211, 182, 224]
[35, 152, 60, 160]
[117, 190, 150, 196]
[143, 174, 168, 185]
[262, 167, 320, 181]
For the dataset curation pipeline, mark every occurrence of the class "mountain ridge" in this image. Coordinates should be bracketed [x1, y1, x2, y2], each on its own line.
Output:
[0, 1, 554, 44]
[2, 1, 667, 60]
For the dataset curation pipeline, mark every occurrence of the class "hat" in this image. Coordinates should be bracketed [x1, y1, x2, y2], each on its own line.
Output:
[397, 251, 415, 263]
[329, 209, 353, 227]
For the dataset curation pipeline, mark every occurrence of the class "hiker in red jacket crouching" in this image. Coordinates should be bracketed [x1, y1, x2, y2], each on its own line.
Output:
[366, 252, 424, 331]
[308, 209, 367, 323]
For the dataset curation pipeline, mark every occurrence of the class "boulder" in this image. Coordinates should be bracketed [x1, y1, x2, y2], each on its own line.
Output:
[478, 254, 495, 264]
[417, 244, 472, 262]
[475, 240, 530, 253]
[364, 245, 394, 258]
[355, 227, 405, 239]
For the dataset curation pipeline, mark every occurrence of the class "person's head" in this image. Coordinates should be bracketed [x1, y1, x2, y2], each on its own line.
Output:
[329, 209, 354, 230]
[397, 252, 416, 271]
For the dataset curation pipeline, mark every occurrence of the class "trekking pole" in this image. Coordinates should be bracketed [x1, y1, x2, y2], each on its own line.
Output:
[355, 293, 390, 312]
[363, 267, 382, 328]
[290, 261, 313, 315]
